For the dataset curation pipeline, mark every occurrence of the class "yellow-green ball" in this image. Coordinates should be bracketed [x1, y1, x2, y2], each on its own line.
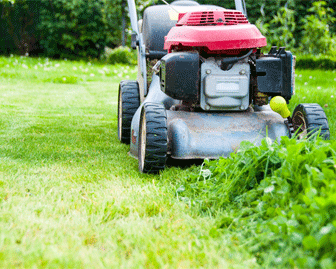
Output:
[270, 96, 291, 118]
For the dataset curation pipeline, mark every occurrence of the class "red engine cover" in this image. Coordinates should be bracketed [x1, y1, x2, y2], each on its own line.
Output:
[164, 10, 267, 55]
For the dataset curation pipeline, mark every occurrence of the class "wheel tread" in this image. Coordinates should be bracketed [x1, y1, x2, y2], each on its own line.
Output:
[292, 103, 330, 140]
[118, 80, 140, 144]
[139, 103, 168, 174]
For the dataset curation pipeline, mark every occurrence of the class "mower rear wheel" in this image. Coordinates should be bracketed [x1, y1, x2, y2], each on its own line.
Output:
[138, 103, 167, 174]
[118, 80, 140, 144]
[292, 103, 330, 140]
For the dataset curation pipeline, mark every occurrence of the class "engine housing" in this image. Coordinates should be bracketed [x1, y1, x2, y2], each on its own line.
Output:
[200, 59, 250, 111]
[160, 52, 200, 103]
[255, 48, 295, 102]
[164, 10, 266, 56]
[158, 10, 295, 111]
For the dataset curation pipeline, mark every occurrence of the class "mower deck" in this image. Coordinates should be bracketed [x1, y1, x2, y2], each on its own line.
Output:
[128, 74, 289, 160]
[165, 107, 289, 159]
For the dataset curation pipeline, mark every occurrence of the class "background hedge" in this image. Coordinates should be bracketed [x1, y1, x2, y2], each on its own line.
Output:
[0, 0, 335, 59]
[0, 0, 125, 59]
[296, 55, 336, 70]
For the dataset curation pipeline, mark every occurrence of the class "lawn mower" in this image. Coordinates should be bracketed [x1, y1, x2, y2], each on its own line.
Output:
[118, 0, 330, 173]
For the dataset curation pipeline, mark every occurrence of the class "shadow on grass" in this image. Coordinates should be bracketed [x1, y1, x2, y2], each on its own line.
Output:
[166, 157, 204, 169]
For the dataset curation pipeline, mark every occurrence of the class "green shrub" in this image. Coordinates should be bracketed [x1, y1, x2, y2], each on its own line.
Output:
[256, 7, 296, 51]
[104, 46, 137, 65]
[0, 0, 41, 55]
[0, 0, 127, 59]
[300, 1, 336, 56]
[296, 54, 336, 70]
[38, 0, 109, 59]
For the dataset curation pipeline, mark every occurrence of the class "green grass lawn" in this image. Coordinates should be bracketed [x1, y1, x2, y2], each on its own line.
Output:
[0, 55, 334, 268]
[289, 69, 335, 139]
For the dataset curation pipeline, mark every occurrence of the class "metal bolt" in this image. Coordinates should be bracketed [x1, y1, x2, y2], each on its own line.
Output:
[206, 69, 211, 74]
[239, 69, 246, 75]
[205, 105, 210, 110]
[240, 105, 245, 110]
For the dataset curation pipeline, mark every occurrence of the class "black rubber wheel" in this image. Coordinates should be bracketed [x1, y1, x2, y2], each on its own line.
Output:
[292, 103, 330, 140]
[118, 80, 140, 144]
[138, 103, 168, 174]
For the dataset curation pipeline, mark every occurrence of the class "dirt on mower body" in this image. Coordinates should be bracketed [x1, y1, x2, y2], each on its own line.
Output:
[118, 0, 330, 173]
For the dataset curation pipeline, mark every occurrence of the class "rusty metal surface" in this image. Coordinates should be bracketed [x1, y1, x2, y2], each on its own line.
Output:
[167, 105, 289, 159]
[130, 74, 289, 160]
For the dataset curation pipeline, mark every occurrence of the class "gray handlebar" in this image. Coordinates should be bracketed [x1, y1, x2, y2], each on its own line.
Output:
[127, 0, 139, 35]
[235, 0, 247, 16]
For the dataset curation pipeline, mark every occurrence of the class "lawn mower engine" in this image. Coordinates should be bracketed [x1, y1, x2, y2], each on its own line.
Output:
[159, 10, 295, 111]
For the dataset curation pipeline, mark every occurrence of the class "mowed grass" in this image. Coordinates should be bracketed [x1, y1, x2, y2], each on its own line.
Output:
[289, 69, 335, 139]
[0, 55, 334, 268]
[0, 56, 255, 268]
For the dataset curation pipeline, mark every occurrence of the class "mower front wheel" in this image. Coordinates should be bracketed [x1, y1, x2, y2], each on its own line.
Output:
[292, 103, 330, 140]
[118, 80, 140, 144]
[138, 103, 168, 174]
